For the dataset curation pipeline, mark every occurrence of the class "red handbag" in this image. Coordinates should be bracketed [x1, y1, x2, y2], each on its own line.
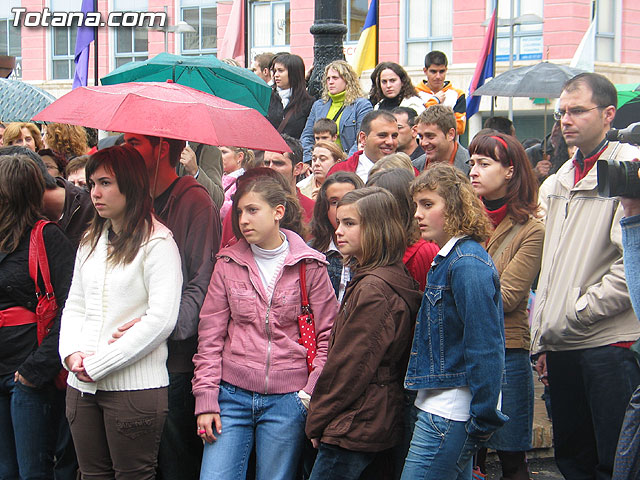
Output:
[29, 220, 68, 390]
[297, 262, 317, 373]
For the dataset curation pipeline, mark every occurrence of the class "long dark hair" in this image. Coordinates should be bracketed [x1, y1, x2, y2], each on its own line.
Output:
[0, 154, 45, 253]
[369, 62, 419, 105]
[271, 53, 313, 114]
[310, 171, 364, 252]
[82, 145, 153, 265]
[231, 167, 306, 240]
[468, 132, 540, 224]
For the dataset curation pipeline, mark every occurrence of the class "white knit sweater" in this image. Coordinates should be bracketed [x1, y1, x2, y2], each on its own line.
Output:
[59, 218, 182, 393]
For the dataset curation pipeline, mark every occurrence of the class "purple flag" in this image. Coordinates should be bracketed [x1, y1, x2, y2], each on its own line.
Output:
[72, 0, 95, 89]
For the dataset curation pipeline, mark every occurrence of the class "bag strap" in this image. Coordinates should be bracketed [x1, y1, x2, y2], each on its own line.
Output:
[299, 262, 311, 314]
[277, 107, 296, 133]
[491, 222, 524, 262]
[29, 220, 55, 298]
[330, 104, 346, 122]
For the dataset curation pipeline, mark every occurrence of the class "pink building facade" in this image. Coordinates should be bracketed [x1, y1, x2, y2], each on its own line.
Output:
[2, 0, 640, 138]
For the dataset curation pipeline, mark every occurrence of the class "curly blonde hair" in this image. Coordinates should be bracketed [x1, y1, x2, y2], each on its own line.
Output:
[321, 60, 365, 105]
[410, 163, 493, 243]
[44, 123, 88, 158]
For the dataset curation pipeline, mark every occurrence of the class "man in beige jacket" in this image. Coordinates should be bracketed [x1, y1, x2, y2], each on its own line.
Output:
[531, 72, 640, 480]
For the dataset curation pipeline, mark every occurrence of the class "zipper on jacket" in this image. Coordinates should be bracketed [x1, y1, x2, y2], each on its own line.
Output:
[264, 301, 273, 394]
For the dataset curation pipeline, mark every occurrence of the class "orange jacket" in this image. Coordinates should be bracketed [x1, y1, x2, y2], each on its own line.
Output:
[416, 80, 467, 135]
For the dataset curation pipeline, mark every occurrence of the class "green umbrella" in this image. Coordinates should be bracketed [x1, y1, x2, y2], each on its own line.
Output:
[100, 52, 271, 115]
[614, 84, 640, 128]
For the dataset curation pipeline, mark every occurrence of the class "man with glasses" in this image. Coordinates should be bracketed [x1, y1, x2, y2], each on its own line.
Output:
[531, 72, 640, 479]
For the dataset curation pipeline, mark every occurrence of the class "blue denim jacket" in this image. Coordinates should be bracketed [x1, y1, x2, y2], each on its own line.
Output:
[621, 214, 640, 319]
[405, 237, 508, 436]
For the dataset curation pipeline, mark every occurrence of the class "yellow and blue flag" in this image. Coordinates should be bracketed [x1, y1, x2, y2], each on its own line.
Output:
[351, 0, 378, 77]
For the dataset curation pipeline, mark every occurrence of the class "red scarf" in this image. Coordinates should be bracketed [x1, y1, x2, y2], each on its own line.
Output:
[484, 203, 508, 228]
[573, 143, 608, 185]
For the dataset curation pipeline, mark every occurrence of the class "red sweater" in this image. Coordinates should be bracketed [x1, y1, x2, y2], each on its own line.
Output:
[403, 239, 439, 291]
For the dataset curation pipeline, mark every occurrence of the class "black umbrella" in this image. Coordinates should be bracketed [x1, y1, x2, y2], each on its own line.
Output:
[614, 98, 640, 129]
[0, 78, 56, 122]
[472, 62, 585, 98]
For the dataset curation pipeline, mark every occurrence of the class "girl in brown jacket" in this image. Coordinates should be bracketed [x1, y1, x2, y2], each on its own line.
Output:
[468, 133, 544, 480]
[306, 187, 422, 479]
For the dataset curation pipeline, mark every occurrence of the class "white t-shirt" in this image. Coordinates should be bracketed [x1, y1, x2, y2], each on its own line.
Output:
[355, 152, 374, 183]
[250, 232, 289, 300]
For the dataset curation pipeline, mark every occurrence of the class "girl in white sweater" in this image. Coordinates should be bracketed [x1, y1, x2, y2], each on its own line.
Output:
[59, 145, 182, 480]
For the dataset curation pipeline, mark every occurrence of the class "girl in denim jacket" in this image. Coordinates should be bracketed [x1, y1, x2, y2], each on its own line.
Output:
[193, 168, 339, 480]
[401, 164, 508, 480]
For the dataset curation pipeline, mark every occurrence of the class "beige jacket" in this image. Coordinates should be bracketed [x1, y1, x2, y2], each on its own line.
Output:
[487, 215, 544, 350]
[531, 141, 640, 354]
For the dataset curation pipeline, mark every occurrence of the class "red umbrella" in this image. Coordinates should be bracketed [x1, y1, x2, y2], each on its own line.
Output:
[33, 81, 290, 153]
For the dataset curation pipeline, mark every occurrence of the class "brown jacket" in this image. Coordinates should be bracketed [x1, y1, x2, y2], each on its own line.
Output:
[486, 214, 544, 350]
[305, 262, 422, 452]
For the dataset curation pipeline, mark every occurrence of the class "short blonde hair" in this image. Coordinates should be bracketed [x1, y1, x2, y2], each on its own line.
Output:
[369, 152, 413, 177]
[3, 122, 43, 151]
[312, 140, 346, 163]
[410, 163, 493, 243]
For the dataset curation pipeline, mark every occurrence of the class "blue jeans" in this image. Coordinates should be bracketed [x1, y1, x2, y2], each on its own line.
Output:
[199, 381, 307, 480]
[309, 443, 376, 480]
[0, 373, 57, 480]
[547, 346, 640, 480]
[400, 410, 489, 480]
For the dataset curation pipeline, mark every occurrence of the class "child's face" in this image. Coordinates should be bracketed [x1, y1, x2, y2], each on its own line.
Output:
[314, 131, 337, 143]
[413, 189, 450, 247]
[335, 204, 363, 261]
[326, 182, 355, 230]
[236, 191, 285, 250]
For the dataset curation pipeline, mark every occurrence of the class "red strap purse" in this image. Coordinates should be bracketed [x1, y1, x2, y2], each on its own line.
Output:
[29, 220, 68, 390]
[297, 262, 317, 373]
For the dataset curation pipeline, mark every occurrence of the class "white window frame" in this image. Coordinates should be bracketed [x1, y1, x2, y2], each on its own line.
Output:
[495, 0, 543, 62]
[180, 1, 217, 56]
[249, 0, 290, 51]
[343, 0, 369, 44]
[405, 0, 453, 67]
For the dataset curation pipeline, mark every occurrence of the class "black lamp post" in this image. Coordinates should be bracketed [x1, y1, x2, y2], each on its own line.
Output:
[307, 0, 346, 99]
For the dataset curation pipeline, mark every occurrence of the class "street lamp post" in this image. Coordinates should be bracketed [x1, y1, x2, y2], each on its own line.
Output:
[158, 6, 196, 53]
[487, 12, 543, 120]
[307, 0, 347, 99]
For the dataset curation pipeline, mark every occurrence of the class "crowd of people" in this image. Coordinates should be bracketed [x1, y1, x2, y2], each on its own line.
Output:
[0, 49, 639, 480]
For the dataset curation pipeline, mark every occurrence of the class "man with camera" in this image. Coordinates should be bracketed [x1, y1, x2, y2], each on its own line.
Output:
[531, 72, 640, 480]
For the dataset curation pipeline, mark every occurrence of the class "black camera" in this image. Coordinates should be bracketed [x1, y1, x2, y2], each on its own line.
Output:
[596, 123, 640, 198]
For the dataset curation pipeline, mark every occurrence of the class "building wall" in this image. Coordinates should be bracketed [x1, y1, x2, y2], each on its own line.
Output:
[6, 0, 640, 116]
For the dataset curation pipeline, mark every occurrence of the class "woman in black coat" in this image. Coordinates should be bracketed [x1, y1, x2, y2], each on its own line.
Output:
[0, 153, 74, 479]
[266, 53, 315, 140]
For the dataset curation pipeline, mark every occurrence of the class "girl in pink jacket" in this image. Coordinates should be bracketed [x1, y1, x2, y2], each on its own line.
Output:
[193, 168, 339, 480]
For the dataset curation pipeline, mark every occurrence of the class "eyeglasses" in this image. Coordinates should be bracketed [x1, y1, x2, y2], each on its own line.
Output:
[553, 106, 606, 121]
